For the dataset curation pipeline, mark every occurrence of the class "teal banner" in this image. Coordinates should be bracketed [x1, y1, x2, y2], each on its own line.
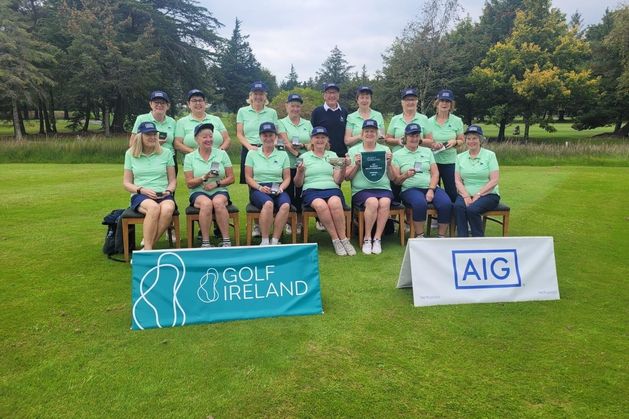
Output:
[131, 244, 322, 330]
[361, 151, 386, 182]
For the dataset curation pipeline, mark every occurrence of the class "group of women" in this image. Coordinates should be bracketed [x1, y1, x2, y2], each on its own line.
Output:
[123, 83, 501, 254]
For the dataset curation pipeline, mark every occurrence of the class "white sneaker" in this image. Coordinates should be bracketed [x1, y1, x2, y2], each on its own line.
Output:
[140, 238, 144, 247]
[371, 239, 382, 255]
[362, 239, 372, 255]
[219, 240, 232, 247]
[259, 238, 270, 246]
[315, 220, 326, 231]
[332, 239, 347, 256]
[284, 224, 292, 235]
[252, 224, 261, 237]
[341, 238, 356, 256]
[296, 223, 303, 235]
[201, 242, 212, 248]
[271, 238, 281, 245]
[404, 223, 410, 234]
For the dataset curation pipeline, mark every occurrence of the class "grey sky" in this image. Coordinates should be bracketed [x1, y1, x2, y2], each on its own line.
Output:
[199, 0, 625, 82]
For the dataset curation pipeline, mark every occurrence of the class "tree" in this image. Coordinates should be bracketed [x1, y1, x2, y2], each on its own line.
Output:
[315, 46, 354, 87]
[0, 0, 57, 140]
[215, 18, 265, 112]
[280, 64, 299, 90]
[268, 87, 321, 119]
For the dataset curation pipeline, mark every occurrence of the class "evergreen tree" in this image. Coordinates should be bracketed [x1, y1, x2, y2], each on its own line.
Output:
[280, 64, 299, 90]
[315, 46, 354, 87]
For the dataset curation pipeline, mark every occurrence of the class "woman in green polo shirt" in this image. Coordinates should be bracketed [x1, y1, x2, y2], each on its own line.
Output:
[344, 86, 385, 148]
[183, 123, 235, 248]
[123, 121, 177, 251]
[391, 123, 452, 238]
[244, 122, 291, 246]
[294, 126, 356, 256]
[454, 125, 500, 237]
[278, 93, 313, 235]
[346, 119, 395, 255]
[174, 89, 231, 155]
[237, 81, 279, 185]
[129, 90, 176, 154]
[423, 89, 465, 203]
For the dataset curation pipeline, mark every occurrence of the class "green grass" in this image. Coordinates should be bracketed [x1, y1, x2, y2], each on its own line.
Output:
[1, 164, 627, 417]
[478, 121, 615, 140]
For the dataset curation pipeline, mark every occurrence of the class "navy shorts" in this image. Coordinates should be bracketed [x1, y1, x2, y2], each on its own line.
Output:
[130, 193, 174, 211]
[351, 189, 394, 207]
[249, 183, 291, 209]
[189, 191, 231, 206]
[302, 188, 346, 207]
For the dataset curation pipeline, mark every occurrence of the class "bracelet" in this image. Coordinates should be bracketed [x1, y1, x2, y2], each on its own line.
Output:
[136, 187, 142, 194]
[165, 189, 172, 195]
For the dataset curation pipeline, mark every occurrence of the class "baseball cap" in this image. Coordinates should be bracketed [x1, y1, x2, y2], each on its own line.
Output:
[149, 91, 169, 102]
[362, 119, 379, 130]
[437, 89, 454, 101]
[401, 88, 418, 99]
[259, 122, 277, 134]
[286, 93, 303, 103]
[405, 123, 422, 135]
[356, 86, 373, 95]
[311, 126, 329, 137]
[464, 124, 484, 136]
[194, 123, 214, 136]
[250, 81, 267, 92]
[137, 121, 158, 134]
[187, 89, 205, 100]
[322, 82, 340, 92]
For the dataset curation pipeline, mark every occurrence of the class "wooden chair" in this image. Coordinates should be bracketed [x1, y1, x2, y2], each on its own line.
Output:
[245, 203, 297, 245]
[185, 204, 240, 247]
[121, 207, 180, 263]
[353, 201, 406, 246]
[423, 203, 456, 238]
[482, 203, 511, 236]
[301, 203, 352, 243]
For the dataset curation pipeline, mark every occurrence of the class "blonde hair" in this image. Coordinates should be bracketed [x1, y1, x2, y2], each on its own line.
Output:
[308, 136, 330, 151]
[433, 98, 456, 112]
[130, 132, 162, 158]
[246, 91, 269, 106]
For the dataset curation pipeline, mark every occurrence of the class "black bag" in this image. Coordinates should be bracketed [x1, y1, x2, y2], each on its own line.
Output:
[102, 209, 133, 261]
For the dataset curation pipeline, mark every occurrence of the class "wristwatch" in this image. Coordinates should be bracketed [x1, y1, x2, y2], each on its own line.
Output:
[136, 187, 142, 194]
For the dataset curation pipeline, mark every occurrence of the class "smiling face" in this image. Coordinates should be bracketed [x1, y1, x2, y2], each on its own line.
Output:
[405, 132, 421, 148]
[260, 131, 276, 147]
[286, 101, 302, 118]
[465, 133, 481, 151]
[188, 95, 206, 114]
[356, 93, 372, 108]
[149, 99, 169, 117]
[362, 127, 378, 143]
[195, 129, 214, 149]
[402, 96, 418, 113]
[323, 89, 339, 107]
[250, 91, 267, 107]
[311, 133, 329, 151]
[437, 99, 452, 113]
[141, 131, 158, 149]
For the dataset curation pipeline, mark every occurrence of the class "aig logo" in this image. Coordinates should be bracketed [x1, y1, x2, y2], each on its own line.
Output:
[451, 249, 522, 289]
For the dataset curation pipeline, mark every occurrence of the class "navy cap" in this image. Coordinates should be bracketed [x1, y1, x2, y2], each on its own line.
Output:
[356, 86, 373, 95]
[250, 81, 267, 92]
[437, 89, 454, 101]
[149, 91, 169, 102]
[137, 121, 158, 134]
[362, 119, 379, 130]
[194, 123, 214, 137]
[401, 88, 418, 99]
[464, 124, 484, 136]
[311, 126, 329, 137]
[405, 123, 421, 135]
[259, 122, 277, 134]
[322, 82, 340, 92]
[187, 89, 205, 100]
[286, 93, 303, 103]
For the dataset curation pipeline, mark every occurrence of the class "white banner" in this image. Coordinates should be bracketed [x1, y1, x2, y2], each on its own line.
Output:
[397, 237, 560, 307]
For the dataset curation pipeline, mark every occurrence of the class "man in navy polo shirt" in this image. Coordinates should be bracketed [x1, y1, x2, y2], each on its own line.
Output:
[311, 83, 349, 157]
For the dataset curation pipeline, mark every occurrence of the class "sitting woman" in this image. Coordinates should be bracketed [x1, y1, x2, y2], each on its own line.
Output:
[391, 123, 452, 238]
[454, 125, 500, 237]
[346, 119, 394, 255]
[244, 122, 291, 245]
[294, 126, 356, 256]
[183, 123, 235, 247]
[123, 121, 176, 250]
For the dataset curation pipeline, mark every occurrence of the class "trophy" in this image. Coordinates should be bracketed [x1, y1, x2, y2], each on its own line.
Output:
[209, 162, 220, 176]
[270, 183, 280, 195]
[295, 157, 303, 166]
[413, 161, 423, 173]
[276, 138, 285, 151]
[158, 132, 167, 143]
[328, 157, 346, 167]
[291, 137, 301, 148]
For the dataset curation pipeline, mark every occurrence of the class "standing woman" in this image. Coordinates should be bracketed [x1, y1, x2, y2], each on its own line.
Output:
[390, 123, 452, 238]
[244, 123, 291, 245]
[174, 89, 231, 154]
[294, 126, 356, 256]
[123, 122, 176, 250]
[344, 86, 385, 148]
[346, 119, 395, 255]
[385, 88, 429, 153]
[183, 123, 235, 248]
[423, 89, 464, 202]
[454, 125, 500, 237]
[278, 93, 313, 235]
[237, 81, 279, 185]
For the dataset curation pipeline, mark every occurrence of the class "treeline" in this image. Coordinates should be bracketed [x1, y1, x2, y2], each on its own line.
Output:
[1, 0, 627, 140]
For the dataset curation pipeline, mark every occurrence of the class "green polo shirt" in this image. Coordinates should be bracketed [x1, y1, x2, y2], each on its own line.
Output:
[347, 143, 391, 196]
[301, 150, 341, 191]
[244, 148, 290, 183]
[392, 147, 436, 191]
[424, 114, 464, 164]
[183, 148, 232, 196]
[386, 112, 429, 153]
[278, 116, 313, 168]
[455, 148, 500, 196]
[236, 105, 279, 146]
[124, 148, 174, 193]
[174, 113, 227, 149]
[346, 109, 385, 139]
[131, 113, 177, 152]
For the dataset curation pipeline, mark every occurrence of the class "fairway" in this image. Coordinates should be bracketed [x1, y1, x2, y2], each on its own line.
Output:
[0, 164, 627, 417]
